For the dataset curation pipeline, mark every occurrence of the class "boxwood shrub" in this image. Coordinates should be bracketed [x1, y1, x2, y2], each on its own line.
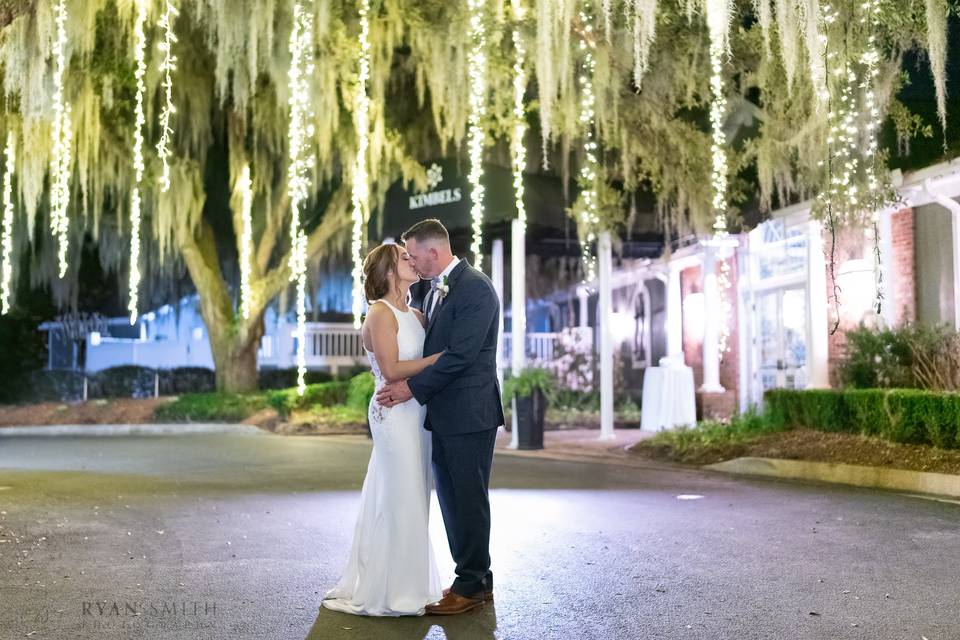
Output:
[267, 380, 350, 418]
[765, 388, 960, 449]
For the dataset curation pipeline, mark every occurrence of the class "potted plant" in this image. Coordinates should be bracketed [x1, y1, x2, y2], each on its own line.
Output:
[503, 367, 557, 450]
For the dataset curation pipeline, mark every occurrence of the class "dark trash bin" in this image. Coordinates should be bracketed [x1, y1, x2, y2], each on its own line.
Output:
[515, 388, 546, 450]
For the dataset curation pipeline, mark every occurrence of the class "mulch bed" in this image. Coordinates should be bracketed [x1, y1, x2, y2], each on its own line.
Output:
[631, 427, 960, 475]
[0, 398, 173, 426]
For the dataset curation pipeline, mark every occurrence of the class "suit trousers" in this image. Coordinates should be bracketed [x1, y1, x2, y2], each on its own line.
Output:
[431, 426, 498, 598]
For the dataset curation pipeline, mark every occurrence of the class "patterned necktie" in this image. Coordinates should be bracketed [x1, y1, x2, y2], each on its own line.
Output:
[425, 277, 441, 323]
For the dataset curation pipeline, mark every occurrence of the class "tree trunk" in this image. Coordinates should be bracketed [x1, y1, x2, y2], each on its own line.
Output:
[212, 336, 261, 394]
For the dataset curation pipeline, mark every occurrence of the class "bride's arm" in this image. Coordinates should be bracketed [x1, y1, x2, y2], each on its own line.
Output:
[366, 304, 442, 383]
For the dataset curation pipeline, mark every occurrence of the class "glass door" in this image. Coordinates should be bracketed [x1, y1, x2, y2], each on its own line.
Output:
[755, 286, 808, 398]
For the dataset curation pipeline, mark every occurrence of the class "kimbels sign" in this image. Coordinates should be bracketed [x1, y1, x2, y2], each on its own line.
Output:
[379, 158, 474, 237]
[408, 163, 463, 210]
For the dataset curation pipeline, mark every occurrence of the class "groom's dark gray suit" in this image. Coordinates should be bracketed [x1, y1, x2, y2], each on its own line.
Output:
[407, 258, 504, 599]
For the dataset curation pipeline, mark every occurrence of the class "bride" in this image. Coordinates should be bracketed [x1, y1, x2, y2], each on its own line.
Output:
[321, 242, 444, 616]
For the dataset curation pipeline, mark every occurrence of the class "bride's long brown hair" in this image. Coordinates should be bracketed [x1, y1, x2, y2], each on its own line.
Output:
[363, 244, 403, 303]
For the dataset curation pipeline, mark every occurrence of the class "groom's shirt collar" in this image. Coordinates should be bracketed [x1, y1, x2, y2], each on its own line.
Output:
[436, 255, 460, 282]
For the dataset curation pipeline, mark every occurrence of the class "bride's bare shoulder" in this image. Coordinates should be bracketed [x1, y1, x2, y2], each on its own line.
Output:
[363, 301, 397, 329]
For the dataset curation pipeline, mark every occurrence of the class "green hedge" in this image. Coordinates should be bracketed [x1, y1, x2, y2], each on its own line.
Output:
[154, 392, 269, 422]
[267, 381, 350, 418]
[346, 372, 375, 410]
[765, 388, 960, 449]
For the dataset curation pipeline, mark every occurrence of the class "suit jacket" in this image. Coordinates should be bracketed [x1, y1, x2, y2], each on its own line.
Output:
[408, 259, 505, 435]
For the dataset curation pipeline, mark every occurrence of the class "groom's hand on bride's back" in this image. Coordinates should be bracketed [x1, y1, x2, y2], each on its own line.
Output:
[376, 380, 414, 407]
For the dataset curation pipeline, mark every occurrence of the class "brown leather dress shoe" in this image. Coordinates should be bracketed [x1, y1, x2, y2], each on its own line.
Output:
[442, 585, 494, 601]
[425, 591, 486, 615]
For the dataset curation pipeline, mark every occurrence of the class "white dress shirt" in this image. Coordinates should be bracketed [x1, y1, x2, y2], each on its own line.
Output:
[426, 255, 460, 321]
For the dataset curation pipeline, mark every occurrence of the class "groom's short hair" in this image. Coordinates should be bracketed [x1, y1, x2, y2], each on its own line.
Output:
[402, 218, 449, 245]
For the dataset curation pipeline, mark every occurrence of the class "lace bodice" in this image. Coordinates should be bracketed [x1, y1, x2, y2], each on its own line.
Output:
[365, 299, 426, 386]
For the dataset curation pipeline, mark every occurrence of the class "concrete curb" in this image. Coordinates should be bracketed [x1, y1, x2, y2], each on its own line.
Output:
[0, 423, 266, 437]
[706, 456, 960, 498]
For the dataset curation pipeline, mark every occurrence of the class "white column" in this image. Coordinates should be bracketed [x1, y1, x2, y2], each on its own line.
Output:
[598, 231, 615, 441]
[922, 179, 960, 330]
[700, 244, 723, 393]
[577, 286, 589, 327]
[666, 261, 683, 360]
[807, 219, 830, 388]
[509, 218, 526, 449]
[877, 209, 896, 328]
[492, 238, 505, 392]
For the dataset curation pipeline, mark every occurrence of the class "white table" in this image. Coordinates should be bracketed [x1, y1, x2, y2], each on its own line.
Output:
[640, 362, 697, 432]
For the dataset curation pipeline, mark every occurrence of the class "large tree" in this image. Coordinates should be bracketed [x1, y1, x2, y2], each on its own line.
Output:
[0, 0, 468, 391]
[0, 0, 949, 391]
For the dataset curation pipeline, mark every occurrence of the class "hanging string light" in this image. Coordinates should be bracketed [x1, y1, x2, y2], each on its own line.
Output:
[577, 3, 599, 284]
[705, 0, 733, 237]
[238, 164, 254, 320]
[0, 133, 14, 315]
[703, 0, 735, 360]
[861, 0, 885, 315]
[287, 0, 315, 396]
[466, 0, 488, 270]
[717, 255, 733, 358]
[50, 0, 72, 279]
[350, 0, 371, 329]
[511, 0, 527, 233]
[156, 0, 179, 193]
[128, 0, 148, 325]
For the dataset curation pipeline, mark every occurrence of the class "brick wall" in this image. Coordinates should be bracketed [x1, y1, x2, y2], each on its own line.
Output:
[890, 208, 916, 325]
[824, 209, 915, 387]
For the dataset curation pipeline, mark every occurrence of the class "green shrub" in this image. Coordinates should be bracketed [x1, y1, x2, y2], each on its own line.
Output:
[155, 392, 268, 422]
[18, 369, 86, 403]
[258, 368, 336, 390]
[267, 381, 350, 418]
[764, 388, 960, 449]
[346, 372, 375, 410]
[158, 367, 216, 395]
[503, 367, 558, 404]
[91, 365, 157, 398]
[641, 408, 787, 460]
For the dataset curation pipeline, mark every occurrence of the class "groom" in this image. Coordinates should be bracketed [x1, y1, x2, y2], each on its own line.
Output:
[376, 218, 504, 615]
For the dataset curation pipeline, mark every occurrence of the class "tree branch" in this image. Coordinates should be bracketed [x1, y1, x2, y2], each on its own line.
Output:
[256, 183, 353, 307]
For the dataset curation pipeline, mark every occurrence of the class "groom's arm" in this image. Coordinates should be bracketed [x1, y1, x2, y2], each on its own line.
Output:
[407, 281, 498, 405]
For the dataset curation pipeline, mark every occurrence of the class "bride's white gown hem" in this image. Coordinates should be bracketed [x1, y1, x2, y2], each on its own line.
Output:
[320, 298, 443, 617]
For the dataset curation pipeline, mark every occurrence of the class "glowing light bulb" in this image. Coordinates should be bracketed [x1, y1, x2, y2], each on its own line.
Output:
[287, 0, 316, 396]
[128, 0, 148, 325]
[467, 0, 488, 270]
[351, 0, 372, 329]
[0, 132, 14, 315]
[50, 0, 72, 279]
[156, 0, 179, 193]
[238, 164, 254, 320]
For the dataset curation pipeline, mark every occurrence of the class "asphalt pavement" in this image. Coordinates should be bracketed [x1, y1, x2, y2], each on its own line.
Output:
[0, 429, 957, 640]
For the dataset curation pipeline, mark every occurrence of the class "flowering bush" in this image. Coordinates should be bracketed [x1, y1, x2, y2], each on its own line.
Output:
[538, 327, 594, 392]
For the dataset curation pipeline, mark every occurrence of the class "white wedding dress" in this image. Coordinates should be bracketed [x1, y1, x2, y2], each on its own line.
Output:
[321, 298, 444, 616]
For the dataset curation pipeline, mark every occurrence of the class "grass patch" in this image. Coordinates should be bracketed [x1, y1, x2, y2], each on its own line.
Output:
[154, 392, 269, 423]
[632, 410, 788, 464]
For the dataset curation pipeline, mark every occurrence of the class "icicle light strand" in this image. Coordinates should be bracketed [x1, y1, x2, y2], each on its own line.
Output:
[50, 0, 72, 278]
[239, 164, 254, 320]
[511, 0, 527, 233]
[351, 0, 371, 329]
[577, 4, 600, 284]
[467, 0, 488, 270]
[287, 1, 316, 396]
[706, 0, 731, 236]
[128, 0, 148, 325]
[156, 0, 179, 193]
[0, 133, 14, 315]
